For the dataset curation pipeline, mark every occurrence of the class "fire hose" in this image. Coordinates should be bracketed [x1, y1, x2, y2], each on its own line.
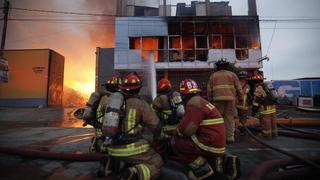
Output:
[245, 126, 320, 180]
[247, 157, 320, 180]
[0, 147, 104, 161]
[277, 123, 320, 136]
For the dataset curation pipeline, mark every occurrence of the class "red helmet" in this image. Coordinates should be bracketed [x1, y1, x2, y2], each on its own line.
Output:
[119, 72, 142, 91]
[179, 79, 201, 94]
[158, 78, 172, 92]
[104, 76, 119, 92]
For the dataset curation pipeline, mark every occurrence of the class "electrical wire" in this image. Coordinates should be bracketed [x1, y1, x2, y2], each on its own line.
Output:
[10, 7, 116, 17]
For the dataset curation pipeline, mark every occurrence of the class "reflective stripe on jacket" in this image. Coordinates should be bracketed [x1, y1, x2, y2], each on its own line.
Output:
[260, 105, 276, 115]
[179, 95, 226, 155]
[207, 70, 243, 101]
[108, 97, 159, 157]
[107, 142, 150, 157]
[237, 84, 250, 110]
[191, 117, 225, 154]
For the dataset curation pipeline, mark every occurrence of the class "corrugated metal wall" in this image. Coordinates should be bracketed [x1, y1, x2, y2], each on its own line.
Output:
[0, 49, 64, 107]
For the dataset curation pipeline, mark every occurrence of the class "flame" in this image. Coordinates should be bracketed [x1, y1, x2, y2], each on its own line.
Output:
[65, 80, 94, 98]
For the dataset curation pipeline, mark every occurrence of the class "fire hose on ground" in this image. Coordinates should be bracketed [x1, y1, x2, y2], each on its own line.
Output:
[245, 126, 320, 180]
[0, 147, 104, 161]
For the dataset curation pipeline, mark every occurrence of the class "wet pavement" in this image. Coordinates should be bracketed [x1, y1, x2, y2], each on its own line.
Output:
[0, 107, 320, 179]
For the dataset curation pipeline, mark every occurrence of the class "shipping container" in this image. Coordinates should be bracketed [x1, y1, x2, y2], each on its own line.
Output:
[0, 49, 64, 107]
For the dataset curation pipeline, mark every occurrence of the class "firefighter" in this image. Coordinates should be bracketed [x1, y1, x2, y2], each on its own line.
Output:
[174, 78, 226, 180]
[152, 78, 184, 136]
[207, 58, 243, 143]
[102, 72, 163, 180]
[151, 78, 185, 157]
[253, 82, 278, 138]
[82, 76, 119, 153]
[236, 71, 251, 136]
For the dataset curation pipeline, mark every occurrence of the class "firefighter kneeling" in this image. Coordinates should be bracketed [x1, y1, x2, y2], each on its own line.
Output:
[101, 72, 163, 180]
[82, 76, 119, 153]
[174, 79, 241, 180]
[151, 78, 185, 157]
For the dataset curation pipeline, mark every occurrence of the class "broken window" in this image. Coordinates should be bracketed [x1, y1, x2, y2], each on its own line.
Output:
[196, 50, 208, 62]
[222, 34, 234, 49]
[236, 49, 249, 60]
[158, 50, 169, 62]
[183, 50, 195, 62]
[142, 37, 158, 50]
[236, 35, 248, 48]
[141, 50, 158, 62]
[129, 37, 140, 49]
[196, 36, 207, 49]
[169, 50, 182, 62]
[182, 36, 194, 49]
[169, 36, 181, 49]
[168, 22, 181, 35]
[158, 36, 168, 49]
[210, 35, 221, 49]
[195, 22, 208, 35]
[182, 22, 194, 35]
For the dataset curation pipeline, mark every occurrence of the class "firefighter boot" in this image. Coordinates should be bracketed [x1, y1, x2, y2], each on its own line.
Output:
[188, 156, 214, 180]
[210, 156, 224, 176]
[225, 155, 241, 180]
[117, 167, 138, 180]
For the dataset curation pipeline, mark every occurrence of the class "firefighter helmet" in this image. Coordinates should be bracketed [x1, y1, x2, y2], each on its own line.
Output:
[104, 76, 119, 92]
[119, 72, 142, 91]
[237, 71, 248, 78]
[158, 78, 172, 92]
[215, 58, 230, 66]
[179, 79, 201, 94]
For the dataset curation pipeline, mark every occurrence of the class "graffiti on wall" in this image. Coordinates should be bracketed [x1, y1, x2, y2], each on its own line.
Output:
[271, 80, 320, 105]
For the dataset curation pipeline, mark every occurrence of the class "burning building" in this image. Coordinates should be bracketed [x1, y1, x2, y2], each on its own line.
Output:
[0, 49, 64, 107]
[96, 0, 263, 94]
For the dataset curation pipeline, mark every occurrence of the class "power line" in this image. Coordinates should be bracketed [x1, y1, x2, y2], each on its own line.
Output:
[10, 7, 116, 17]
[266, 21, 277, 56]
[9, 7, 320, 23]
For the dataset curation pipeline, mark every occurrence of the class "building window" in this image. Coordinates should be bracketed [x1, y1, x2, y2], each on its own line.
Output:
[142, 37, 158, 50]
[182, 36, 194, 49]
[158, 50, 169, 62]
[196, 36, 208, 49]
[169, 50, 182, 62]
[129, 37, 140, 49]
[196, 50, 208, 62]
[236, 35, 248, 48]
[195, 22, 208, 35]
[236, 49, 249, 60]
[158, 36, 168, 49]
[210, 35, 221, 49]
[169, 36, 181, 49]
[183, 50, 195, 62]
[221, 34, 234, 49]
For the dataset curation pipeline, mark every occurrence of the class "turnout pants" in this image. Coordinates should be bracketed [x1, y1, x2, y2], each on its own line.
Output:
[214, 100, 236, 141]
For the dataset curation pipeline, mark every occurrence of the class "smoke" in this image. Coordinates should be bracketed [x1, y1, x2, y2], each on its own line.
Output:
[5, 0, 116, 104]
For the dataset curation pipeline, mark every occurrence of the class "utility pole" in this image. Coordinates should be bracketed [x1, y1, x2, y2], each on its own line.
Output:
[1, 0, 10, 56]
